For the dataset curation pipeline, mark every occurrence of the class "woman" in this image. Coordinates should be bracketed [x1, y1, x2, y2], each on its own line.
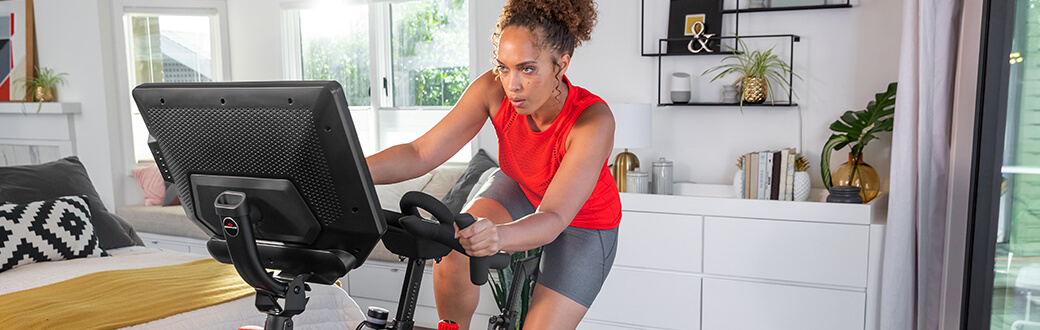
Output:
[365, 0, 619, 328]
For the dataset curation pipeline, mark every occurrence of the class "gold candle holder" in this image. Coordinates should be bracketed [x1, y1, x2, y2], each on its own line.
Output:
[612, 148, 639, 192]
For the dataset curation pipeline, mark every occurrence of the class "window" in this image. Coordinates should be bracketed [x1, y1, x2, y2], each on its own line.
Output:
[121, 10, 225, 163]
[285, 0, 472, 162]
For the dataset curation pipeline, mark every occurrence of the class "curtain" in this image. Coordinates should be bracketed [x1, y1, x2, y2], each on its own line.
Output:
[880, 0, 962, 328]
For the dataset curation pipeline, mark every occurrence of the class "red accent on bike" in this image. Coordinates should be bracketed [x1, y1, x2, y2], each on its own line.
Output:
[437, 320, 459, 330]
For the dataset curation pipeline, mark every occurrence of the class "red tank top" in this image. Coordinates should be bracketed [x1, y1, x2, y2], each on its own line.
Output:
[492, 77, 621, 230]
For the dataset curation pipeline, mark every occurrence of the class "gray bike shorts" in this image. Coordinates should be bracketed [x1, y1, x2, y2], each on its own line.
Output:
[470, 169, 619, 308]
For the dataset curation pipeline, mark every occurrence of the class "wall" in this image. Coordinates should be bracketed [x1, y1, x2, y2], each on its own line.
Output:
[225, 0, 283, 81]
[25, 0, 902, 209]
[33, 0, 124, 209]
[476, 0, 903, 189]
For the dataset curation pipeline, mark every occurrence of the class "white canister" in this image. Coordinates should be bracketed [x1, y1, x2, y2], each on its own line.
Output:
[670, 72, 692, 103]
[626, 171, 649, 194]
[651, 157, 673, 195]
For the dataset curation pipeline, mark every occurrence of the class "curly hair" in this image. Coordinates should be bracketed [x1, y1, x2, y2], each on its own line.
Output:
[491, 0, 598, 73]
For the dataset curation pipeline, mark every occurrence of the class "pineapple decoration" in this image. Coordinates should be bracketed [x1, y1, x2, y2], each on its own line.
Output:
[733, 156, 746, 198]
[793, 156, 811, 201]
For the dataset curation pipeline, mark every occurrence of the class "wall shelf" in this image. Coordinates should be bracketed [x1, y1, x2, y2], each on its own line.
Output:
[655, 34, 800, 106]
[642, 50, 737, 57]
[0, 102, 81, 115]
[659, 101, 798, 107]
[721, 3, 853, 14]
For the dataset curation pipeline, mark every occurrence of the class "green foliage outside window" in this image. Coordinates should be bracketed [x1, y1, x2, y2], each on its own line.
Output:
[413, 66, 468, 106]
[301, 0, 468, 108]
[303, 36, 371, 107]
[393, 0, 468, 107]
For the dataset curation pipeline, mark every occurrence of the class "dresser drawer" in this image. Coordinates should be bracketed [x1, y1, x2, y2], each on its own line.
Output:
[584, 268, 700, 330]
[703, 217, 869, 287]
[616, 211, 702, 273]
[702, 278, 865, 330]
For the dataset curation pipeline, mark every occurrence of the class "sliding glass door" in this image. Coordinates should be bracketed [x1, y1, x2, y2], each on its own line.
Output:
[964, 0, 1040, 328]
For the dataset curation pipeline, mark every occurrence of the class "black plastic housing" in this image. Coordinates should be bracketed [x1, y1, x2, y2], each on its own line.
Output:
[133, 81, 385, 280]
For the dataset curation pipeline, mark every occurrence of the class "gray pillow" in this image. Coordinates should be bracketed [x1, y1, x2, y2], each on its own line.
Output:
[441, 149, 498, 215]
[0, 156, 138, 249]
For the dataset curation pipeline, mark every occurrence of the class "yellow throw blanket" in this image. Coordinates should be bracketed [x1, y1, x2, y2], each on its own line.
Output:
[0, 259, 255, 329]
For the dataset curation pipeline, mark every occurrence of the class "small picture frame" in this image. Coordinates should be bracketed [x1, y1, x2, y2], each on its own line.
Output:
[684, 14, 705, 36]
[667, 0, 722, 54]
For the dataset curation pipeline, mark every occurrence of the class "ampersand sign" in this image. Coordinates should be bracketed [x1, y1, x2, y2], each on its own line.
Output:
[687, 21, 715, 53]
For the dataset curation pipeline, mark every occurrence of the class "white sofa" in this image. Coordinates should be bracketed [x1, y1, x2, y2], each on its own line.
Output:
[116, 165, 466, 263]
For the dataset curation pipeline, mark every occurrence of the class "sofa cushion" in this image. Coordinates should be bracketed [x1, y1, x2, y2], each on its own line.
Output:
[0, 157, 139, 250]
[130, 164, 180, 207]
[115, 205, 210, 240]
[422, 165, 466, 202]
[440, 149, 498, 215]
[0, 195, 104, 273]
[374, 173, 433, 213]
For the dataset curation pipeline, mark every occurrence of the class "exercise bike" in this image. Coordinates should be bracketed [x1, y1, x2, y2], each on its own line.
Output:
[134, 81, 540, 330]
[373, 191, 541, 330]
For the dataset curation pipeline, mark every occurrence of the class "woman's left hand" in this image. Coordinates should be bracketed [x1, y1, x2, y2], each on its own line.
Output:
[456, 217, 501, 257]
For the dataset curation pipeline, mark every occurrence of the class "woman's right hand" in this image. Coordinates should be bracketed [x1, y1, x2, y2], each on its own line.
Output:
[455, 217, 502, 257]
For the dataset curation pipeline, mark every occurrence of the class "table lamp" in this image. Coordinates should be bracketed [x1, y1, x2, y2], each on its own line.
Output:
[611, 103, 652, 192]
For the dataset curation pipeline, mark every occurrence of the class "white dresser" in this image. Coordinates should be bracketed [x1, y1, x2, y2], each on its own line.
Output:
[140, 180, 883, 329]
[579, 188, 887, 330]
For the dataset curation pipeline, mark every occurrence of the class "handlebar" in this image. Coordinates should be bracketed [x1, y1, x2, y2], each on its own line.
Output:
[397, 191, 510, 285]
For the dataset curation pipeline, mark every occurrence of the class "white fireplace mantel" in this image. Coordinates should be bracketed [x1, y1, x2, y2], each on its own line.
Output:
[0, 102, 82, 166]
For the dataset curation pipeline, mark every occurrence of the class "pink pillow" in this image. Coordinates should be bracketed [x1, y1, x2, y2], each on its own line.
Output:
[131, 164, 167, 206]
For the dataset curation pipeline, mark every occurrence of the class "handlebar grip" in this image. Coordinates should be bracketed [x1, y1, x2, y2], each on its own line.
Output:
[487, 253, 511, 270]
[396, 192, 512, 286]
[456, 214, 511, 285]
[454, 213, 476, 230]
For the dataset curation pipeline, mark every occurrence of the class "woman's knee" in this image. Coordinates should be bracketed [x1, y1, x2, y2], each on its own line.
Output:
[463, 197, 514, 225]
[433, 250, 470, 280]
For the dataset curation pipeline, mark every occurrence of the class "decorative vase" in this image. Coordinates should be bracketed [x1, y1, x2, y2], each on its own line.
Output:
[35, 86, 54, 102]
[826, 186, 863, 203]
[793, 171, 810, 201]
[722, 85, 739, 103]
[831, 153, 881, 203]
[741, 77, 767, 104]
[733, 170, 744, 198]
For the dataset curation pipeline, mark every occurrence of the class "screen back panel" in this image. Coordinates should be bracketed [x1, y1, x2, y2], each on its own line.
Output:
[133, 81, 385, 267]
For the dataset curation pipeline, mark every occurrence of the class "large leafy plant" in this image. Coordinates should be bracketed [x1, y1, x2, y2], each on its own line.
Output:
[821, 82, 897, 189]
[702, 39, 799, 107]
[487, 247, 540, 330]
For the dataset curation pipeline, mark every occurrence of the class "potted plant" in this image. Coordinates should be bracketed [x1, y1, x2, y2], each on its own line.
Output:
[820, 82, 897, 203]
[702, 39, 799, 107]
[16, 66, 68, 103]
[488, 247, 540, 330]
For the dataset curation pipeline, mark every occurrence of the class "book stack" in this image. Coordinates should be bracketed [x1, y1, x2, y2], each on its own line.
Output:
[742, 148, 799, 200]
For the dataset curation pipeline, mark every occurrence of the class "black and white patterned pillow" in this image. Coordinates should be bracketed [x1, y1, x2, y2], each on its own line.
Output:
[0, 195, 103, 273]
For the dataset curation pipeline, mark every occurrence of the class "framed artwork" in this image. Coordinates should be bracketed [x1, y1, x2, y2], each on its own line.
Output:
[0, 0, 36, 101]
[667, 0, 722, 54]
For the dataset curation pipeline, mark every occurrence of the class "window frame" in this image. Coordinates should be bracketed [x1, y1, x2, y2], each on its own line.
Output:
[110, 0, 232, 167]
[281, 0, 477, 159]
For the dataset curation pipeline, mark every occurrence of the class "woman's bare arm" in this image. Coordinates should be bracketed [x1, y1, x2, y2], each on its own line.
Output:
[366, 71, 504, 184]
